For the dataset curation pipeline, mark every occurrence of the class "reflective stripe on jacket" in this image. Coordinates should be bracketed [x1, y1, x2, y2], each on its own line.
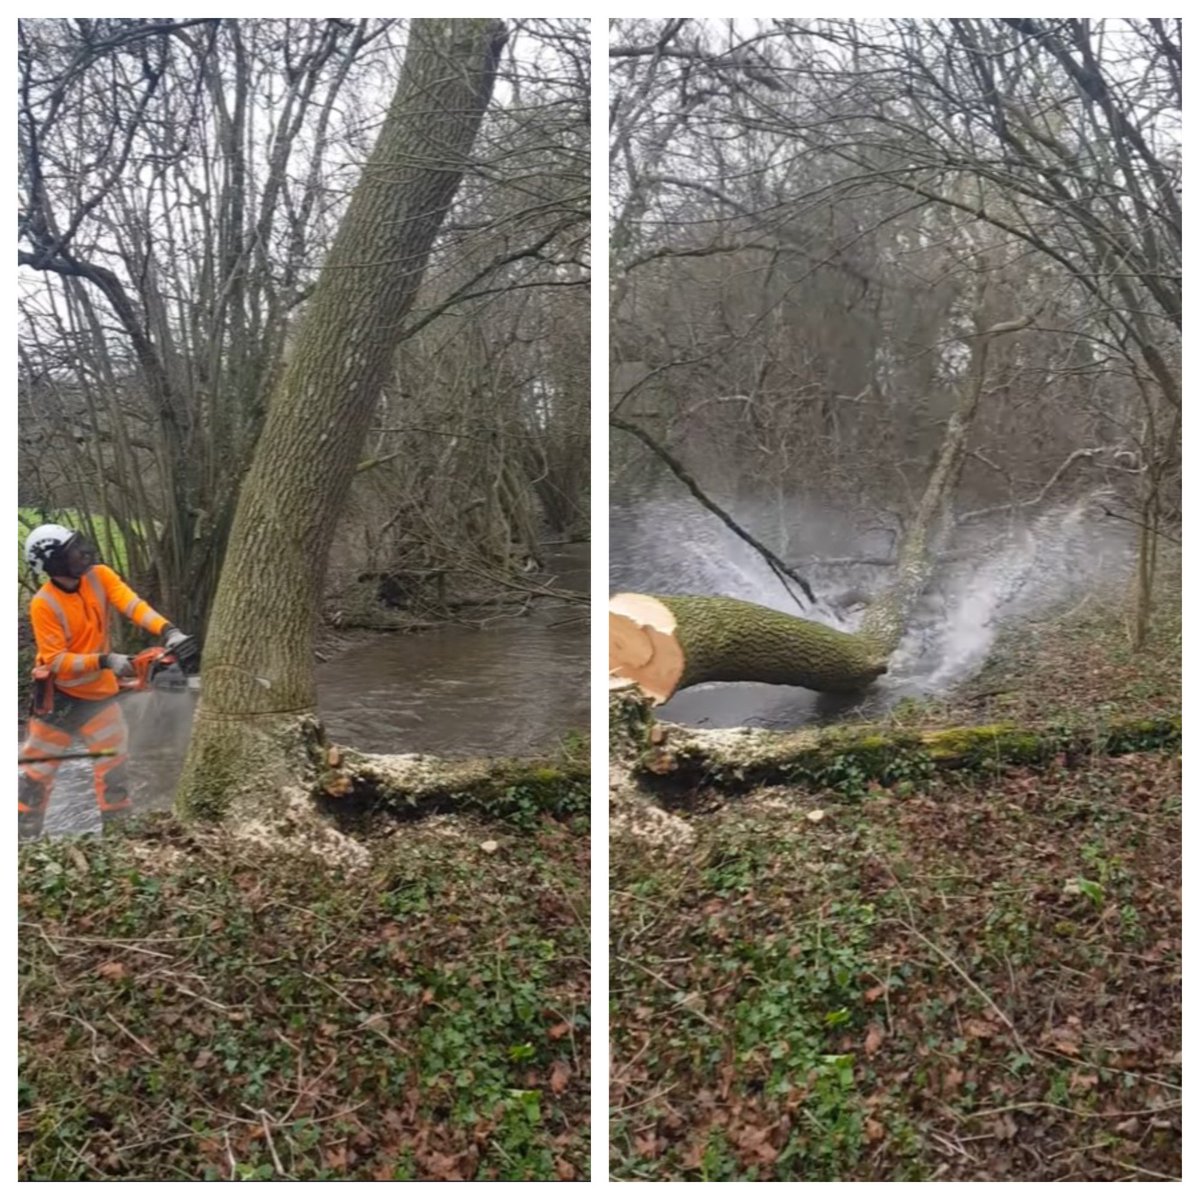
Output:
[29, 564, 169, 701]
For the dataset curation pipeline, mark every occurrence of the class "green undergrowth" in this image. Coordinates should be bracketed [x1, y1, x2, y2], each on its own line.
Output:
[20, 812, 590, 1181]
[610, 750, 1181, 1181]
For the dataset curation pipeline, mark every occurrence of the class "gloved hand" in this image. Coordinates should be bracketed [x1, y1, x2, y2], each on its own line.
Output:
[107, 652, 135, 678]
[163, 626, 199, 670]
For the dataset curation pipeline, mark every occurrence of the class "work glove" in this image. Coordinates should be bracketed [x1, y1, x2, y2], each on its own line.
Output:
[163, 626, 199, 671]
[106, 652, 135, 678]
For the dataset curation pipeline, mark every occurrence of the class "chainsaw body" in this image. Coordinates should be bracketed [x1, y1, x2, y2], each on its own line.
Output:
[119, 646, 195, 693]
[28, 645, 198, 720]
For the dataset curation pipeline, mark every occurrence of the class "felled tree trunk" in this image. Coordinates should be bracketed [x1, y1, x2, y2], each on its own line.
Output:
[609, 593, 888, 701]
[623, 709, 1180, 788]
[610, 308, 1026, 704]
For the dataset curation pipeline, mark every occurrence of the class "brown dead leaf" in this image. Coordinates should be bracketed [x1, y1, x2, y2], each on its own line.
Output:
[634, 1131, 659, 1159]
[963, 1017, 999, 1040]
[549, 1059, 571, 1095]
[942, 1067, 965, 1095]
[555, 1157, 576, 1180]
[1042, 1025, 1081, 1056]
[863, 984, 886, 1003]
[865, 1117, 886, 1143]
[992, 1113, 1019, 1141]
[548, 1021, 571, 1040]
[96, 960, 128, 982]
[864, 1023, 885, 1056]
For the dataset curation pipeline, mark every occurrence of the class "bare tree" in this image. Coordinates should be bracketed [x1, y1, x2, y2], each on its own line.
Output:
[19, 17, 403, 627]
[609, 18, 1179, 700]
[175, 18, 507, 823]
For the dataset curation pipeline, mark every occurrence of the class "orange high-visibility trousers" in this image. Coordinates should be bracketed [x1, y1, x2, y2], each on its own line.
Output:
[19, 694, 131, 829]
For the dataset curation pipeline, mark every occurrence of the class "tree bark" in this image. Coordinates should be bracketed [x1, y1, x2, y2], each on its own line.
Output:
[609, 593, 887, 701]
[176, 19, 507, 823]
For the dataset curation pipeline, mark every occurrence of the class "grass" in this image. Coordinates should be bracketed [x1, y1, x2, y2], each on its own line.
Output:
[19, 802, 590, 1181]
[610, 565, 1181, 1182]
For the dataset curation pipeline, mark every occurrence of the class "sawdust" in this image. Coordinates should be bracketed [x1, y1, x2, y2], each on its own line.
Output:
[609, 762, 694, 851]
[235, 785, 371, 871]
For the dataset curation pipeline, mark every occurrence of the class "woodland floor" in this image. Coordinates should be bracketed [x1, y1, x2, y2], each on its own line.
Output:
[19, 786, 590, 1181]
[610, 570, 1181, 1182]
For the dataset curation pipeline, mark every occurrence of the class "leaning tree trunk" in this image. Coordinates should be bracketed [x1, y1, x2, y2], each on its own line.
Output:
[610, 313, 1031, 703]
[176, 19, 507, 823]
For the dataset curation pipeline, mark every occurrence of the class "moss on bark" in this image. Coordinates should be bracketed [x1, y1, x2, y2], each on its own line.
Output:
[653, 594, 888, 693]
[175, 711, 329, 822]
[318, 749, 589, 826]
[629, 712, 1181, 793]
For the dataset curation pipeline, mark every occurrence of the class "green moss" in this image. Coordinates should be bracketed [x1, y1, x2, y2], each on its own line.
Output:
[637, 714, 1181, 798]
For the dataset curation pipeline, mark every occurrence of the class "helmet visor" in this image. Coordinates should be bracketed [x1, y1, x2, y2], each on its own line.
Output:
[48, 534, 96, 578]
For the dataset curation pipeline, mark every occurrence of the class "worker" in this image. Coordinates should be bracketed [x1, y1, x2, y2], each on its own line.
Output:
[19, 523, 198, 840]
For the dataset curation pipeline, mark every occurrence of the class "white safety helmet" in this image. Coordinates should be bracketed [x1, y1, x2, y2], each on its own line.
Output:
[24, 523, 82, 576]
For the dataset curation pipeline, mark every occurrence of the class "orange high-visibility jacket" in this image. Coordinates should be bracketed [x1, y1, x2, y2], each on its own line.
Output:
[29, 565, 169, 701]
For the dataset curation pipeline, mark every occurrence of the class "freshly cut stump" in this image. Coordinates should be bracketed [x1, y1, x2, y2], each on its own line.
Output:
[609, 593, 888, 703]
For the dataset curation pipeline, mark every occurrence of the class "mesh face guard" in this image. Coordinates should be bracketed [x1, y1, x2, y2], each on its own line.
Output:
[47, 533, 97, 579]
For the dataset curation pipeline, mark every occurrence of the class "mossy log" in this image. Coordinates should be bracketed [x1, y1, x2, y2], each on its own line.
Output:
[624, 707, 1179, 791]
[609, 593, 888, 703]
[316, 746, 587, 823]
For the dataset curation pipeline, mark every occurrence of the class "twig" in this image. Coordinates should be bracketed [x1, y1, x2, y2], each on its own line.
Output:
[1095, 1156, 1180, 1182]
[614, 954, 724, 1031]
[959, 448, 1112, 522]
[611, 414, 817, 609]
[889, 903, 1028, 1056]
[962, 1098, 1181, 1121]
[47, 1009, 103, 1066]
[256, 1111, 290, 1179]
[611, 1081, 680, 1115]
[107, 1013, 161, 1062]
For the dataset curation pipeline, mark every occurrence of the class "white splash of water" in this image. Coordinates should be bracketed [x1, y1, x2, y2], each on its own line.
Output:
[611, 488, 1134, 727]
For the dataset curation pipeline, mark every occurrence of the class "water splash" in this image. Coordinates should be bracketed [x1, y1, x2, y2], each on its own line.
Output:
[610, 489, 1133, 729]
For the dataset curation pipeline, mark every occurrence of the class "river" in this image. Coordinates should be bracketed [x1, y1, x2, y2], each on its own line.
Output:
[610, 489, 1133, 730]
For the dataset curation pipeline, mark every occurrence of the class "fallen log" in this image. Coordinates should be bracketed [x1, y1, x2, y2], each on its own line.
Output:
[609, 592, 888, 702]
[614, 699, 1179, 791]
[317, 746, 588, 826]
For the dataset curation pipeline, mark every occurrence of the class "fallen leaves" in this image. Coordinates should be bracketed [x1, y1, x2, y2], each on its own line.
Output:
[863, 1023, 885, 1056]
[20, 811, 591, 1182]
[612, 745, 1181, 1182]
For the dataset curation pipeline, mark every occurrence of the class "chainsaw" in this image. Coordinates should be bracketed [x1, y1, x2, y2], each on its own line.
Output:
[118, 645, 197, 694]
[29, 644, 199, 719]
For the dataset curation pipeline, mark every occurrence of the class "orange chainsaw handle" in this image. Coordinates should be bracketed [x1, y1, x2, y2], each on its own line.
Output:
[118, 646, 173, 692]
